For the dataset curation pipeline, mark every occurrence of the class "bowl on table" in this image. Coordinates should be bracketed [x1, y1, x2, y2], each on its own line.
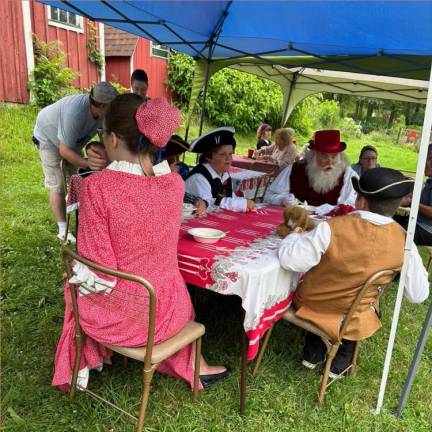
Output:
[188, 228, 226, 244]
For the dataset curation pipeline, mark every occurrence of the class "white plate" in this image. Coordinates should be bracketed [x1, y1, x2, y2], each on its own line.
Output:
[188, 228, 226, 244]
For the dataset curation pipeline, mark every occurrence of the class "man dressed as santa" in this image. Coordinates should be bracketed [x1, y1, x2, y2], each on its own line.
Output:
[264, 130, 358, 212]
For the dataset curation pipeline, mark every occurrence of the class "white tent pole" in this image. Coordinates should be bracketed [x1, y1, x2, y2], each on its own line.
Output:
[375, 62, 432, 415]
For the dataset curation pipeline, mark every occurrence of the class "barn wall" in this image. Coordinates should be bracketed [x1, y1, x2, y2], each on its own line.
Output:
[1, 1, 30, 103]
[133, 38, 171, 100]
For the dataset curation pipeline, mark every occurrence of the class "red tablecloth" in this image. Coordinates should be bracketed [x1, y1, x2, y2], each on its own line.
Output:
[232, 155, 279, 174]
[178, 206, 298, 360]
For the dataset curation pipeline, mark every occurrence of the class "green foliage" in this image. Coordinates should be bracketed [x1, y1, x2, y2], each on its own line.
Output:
[314, 99, 341, 129]
[206, 68, 282, 132]
[166, 52, 196, 107]
[167, 52, 282, 132]
[287, 96, 321, 138]
[109, 81, 128, 94]
[340, 117, 363, 138]
[28, 36, 79, 108]
[86, 21, 104, 71]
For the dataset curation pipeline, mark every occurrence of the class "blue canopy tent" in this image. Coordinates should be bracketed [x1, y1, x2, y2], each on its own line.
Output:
[39, 0, 432, 416]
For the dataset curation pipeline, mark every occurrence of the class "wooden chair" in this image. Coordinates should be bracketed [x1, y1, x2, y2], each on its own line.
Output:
[252, 269, 397, 403]
[253, 170, 278, 202]
[63, 248, 205, 431]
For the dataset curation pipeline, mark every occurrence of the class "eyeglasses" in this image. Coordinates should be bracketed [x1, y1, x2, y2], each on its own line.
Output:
[361, 157, 377, 161]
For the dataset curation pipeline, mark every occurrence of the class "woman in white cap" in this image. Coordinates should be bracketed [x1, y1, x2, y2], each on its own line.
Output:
[186, 127, 255, 212]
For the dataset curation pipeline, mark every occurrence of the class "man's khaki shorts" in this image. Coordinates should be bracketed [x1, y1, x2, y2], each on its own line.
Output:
[38, 146, 77, 194]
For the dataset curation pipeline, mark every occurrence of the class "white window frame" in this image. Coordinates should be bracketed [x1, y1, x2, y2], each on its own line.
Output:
[150, 41, 170, 60]
[47, 6, 84, 33]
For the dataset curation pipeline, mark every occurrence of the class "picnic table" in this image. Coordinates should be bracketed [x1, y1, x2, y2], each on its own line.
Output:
[232, 155, 279, 175]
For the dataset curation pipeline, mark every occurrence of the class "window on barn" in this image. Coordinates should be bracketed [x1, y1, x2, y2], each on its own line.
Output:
[48, 6, 84, 32]
[150, 42, 170, 60]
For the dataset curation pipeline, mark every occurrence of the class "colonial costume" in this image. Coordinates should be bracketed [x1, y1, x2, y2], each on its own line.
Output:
[264, 130, 358, 209]
[278, 168, 429, 375]
[185, 127, 248, 212]
[52, 99, 200, 391]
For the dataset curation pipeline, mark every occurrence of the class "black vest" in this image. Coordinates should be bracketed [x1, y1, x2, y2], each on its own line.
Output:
[187, 164, 233, 205]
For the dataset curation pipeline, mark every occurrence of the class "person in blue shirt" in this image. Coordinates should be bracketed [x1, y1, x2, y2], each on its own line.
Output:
[395, 144, 432, 246]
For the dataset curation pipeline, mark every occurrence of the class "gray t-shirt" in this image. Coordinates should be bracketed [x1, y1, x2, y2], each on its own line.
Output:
[33, 94, 101, 153]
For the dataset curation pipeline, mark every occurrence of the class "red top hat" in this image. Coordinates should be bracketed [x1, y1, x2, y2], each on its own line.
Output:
[309, 130, 346, 153]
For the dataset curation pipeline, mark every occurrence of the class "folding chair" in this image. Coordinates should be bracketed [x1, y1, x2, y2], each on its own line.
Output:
[63, 248, 205, 431]
[252, 269, 397, 403]
[253, 170, 277, 203]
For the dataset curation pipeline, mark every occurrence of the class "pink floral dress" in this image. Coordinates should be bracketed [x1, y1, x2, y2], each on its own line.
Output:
[52, 162, 199, 390]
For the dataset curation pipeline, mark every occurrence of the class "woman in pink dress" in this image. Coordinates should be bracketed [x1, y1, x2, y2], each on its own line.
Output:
[52, 94, 227, 391]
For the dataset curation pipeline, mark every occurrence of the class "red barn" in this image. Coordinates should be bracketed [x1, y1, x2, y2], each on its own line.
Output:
[1, 0, 170, 104]
[104, 26, 171, 100]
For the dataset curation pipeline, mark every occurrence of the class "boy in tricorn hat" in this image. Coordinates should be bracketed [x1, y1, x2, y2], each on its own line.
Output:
[278, 167, 429, 378]
[186, 127, 255, 212]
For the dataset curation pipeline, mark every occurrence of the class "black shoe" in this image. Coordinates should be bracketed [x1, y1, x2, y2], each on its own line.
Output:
[302, 332, 326, 370]
[200, 368, 230, 388]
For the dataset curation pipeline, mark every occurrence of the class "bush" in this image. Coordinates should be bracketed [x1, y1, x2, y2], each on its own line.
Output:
[314, 99, 340, 129]
[287, 95, 321, 138]
[166, 52, 195, 107]
[167, 52, 282, 133]
[28, 36, 78, 108]
[340, 117, 362, 138]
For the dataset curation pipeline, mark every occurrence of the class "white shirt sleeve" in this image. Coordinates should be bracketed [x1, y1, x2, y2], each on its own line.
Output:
[278, 222, 331, 272]
[185, 173, 247, 212]
[403, 245, 430, 303]
[264, 165, 295, 206]
[337, 166, 359, 206]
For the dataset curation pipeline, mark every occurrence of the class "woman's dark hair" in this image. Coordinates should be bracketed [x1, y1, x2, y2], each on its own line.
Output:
[104, 93, 157, 156]
[358, 145, 378, 162]
[198, 144, 226, 164]
[131, 69, 148, 84]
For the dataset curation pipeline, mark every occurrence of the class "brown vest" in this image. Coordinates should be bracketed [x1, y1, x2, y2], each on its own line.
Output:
[294, 215, 405, 341]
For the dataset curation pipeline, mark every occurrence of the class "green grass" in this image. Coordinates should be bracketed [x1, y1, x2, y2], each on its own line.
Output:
[1, 104, 431, 431]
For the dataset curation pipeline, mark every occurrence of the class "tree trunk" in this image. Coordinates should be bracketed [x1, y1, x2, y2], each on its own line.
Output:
[388, 104, 396, 127]
[366, 103, 374, 122]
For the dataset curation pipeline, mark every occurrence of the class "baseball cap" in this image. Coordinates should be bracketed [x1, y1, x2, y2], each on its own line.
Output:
[91, 82, 118, 104]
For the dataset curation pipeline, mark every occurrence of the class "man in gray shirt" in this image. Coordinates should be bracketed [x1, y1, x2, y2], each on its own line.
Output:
[33, 82, 118, 241]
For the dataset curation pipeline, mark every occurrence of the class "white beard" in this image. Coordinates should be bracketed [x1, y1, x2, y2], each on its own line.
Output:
[305, 151, 348, 194]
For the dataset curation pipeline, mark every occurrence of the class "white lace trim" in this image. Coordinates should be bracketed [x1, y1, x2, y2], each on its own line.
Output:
[107, 160, 144, 176]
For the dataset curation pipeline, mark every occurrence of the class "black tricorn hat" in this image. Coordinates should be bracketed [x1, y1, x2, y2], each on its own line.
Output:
[162, 134, 190, 158]
[352, 167, 414, 199]
[190, 127, 236, 153]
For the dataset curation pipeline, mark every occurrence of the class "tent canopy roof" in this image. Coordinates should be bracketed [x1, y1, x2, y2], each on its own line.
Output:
[41, 1, 432, 79]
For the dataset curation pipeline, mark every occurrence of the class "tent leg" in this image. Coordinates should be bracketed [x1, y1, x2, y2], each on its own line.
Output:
[396, 302, 432, 417]
[198, 60, 211, 136]
[375, 61, 432, 415]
